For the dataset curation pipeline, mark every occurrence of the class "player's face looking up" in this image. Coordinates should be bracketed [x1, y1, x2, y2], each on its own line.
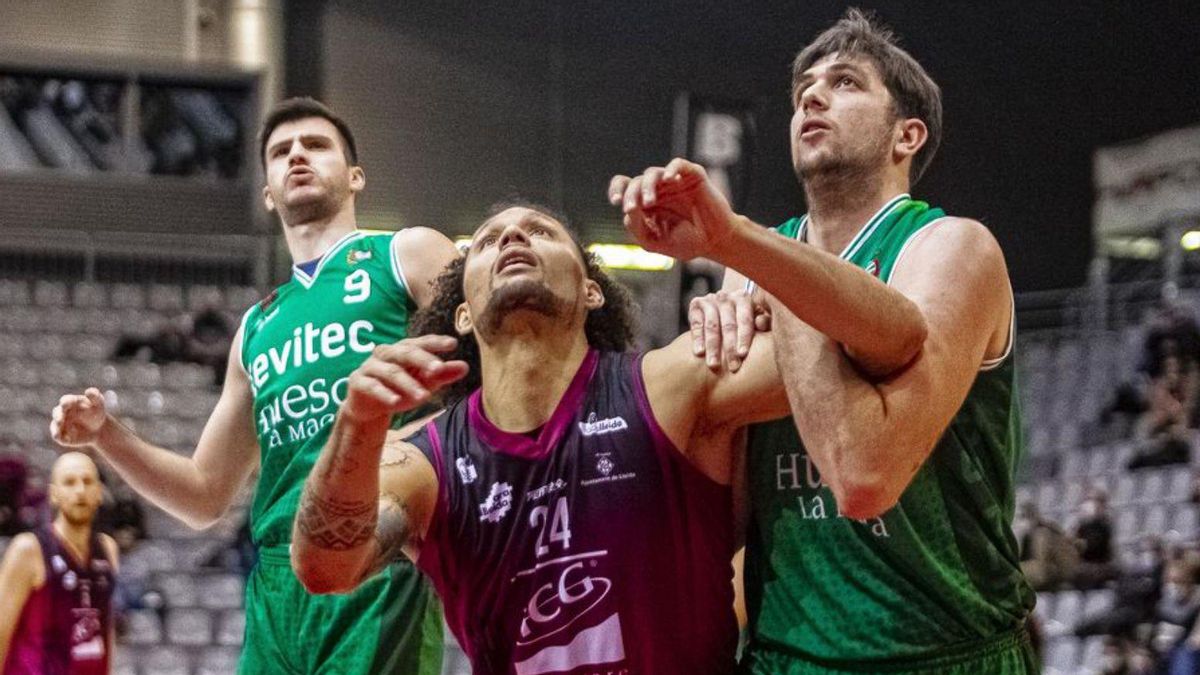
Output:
[49, 453, 103, 526]
[262, 116, 364, 224]
[790, 54, 904, 183]
[458, 207, 602, 341]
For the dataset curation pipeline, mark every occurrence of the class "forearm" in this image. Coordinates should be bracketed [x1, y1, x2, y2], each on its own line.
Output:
[292, 413, 389, 594]
[771, 308, 913, 519]
[715, 217, 926, 378]
[93, 417, 224, 528]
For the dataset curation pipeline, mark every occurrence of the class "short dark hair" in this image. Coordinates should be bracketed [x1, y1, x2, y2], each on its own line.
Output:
[258, 97, 358, 169]
[410, 201, 637, 403]
[793, 8, 943, 184]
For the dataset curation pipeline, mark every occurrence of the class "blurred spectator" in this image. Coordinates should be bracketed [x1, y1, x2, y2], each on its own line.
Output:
[113, 305, 232, 384]
[1151, 559, 1200, 653]
[1016, 501, 1079, 591]
[18, 463, 49, 529]
[1128, 351, 1195, 470]
[0, 453, 29, 536]
[1077, 536, 1165, 638]
[1127, 644, 1157, 675]
[1098, 635, 1131, 675]
[1071, 488, 1119, 589]
[1141, 302, 1200, 378]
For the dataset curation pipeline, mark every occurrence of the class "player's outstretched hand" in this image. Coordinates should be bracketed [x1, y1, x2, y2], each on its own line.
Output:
[341, 335, 469, 424]
[689, 290, 772, 373]
[50, 388, 108, 448]
[607, 158, 738, 261]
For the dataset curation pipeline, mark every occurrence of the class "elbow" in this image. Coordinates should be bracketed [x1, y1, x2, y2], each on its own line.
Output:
[291, 550, 361, 595]
[832, 477, 899, 521]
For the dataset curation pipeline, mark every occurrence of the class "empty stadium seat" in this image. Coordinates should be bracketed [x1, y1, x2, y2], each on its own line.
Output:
[111, 284, 147, 310]
[72, 282, 108, 308]
[0, 280, 30, 305]
[139, 646, 190, 675]
[148, 284, 185, 312]
[1042, 637, 1079, 674]
[156, 573, 199, 608]
[122, 609, 163, 645]
[165, 607, 213, 645]
[187, 285, 224, 312]
[215, 609, 245, 646]
[196, 646, 241, 675]
[197, 574, 245, 610]
[33, 281, 69, 307]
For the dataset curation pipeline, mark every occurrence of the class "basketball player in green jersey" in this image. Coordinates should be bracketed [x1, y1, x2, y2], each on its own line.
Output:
[50, 98, 456, 674]
[609, 9, 1037, 674]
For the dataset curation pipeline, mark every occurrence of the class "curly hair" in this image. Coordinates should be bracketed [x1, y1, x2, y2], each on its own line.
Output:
[410, 208, 637, 404]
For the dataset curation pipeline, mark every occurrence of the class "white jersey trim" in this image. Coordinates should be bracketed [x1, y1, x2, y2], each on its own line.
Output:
[389, 230, 413, 298]
[292, 230, 363, 289]
[234, 303, 256, 377]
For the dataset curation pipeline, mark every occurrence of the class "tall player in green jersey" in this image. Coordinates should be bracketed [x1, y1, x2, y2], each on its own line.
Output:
[609, 9, 1037, 674]
[50, 98, 457, 674]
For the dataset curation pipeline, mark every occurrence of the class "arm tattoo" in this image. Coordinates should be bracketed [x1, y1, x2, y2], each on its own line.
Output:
[295, 483, 376, 551]
[366, 492, 415, 574]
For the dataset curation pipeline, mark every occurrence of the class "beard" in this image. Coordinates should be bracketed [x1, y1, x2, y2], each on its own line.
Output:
[58, 505, 96, 528]
[793, 122, 893, 188]
[478, 278, 567, 338]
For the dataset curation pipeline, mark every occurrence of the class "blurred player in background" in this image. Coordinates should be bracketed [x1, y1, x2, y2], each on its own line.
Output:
[50, 97, 458, 674]
[610, 8, 1036, 673]
[0, 452, 117, 675]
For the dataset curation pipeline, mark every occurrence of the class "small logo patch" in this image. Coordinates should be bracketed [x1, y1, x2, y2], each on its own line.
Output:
[479, 482, 513, 523]
[347, 249, 373, 264]
[456, 456, 478, 485]
[578, 413, 628, 437]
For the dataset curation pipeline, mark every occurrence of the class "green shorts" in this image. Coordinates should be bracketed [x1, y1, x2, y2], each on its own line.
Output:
[742, 627, 1039, 675]
[237, 545, 443, 675]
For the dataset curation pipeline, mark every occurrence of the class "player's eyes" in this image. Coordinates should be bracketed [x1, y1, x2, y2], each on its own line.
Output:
[477, 234, 498, 248]
[836, 76, 857, 88]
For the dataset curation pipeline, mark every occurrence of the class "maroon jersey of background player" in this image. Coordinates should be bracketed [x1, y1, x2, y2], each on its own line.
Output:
[411, 349, 737, 674]
[4, 525, 114, 675]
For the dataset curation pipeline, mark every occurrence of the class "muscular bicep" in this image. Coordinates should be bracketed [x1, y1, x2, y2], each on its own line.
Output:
[392, 227, 462, 308]
[366, 435, 439, 570]
[190, 327, 260, 518]
[879, 218, 1012, 452]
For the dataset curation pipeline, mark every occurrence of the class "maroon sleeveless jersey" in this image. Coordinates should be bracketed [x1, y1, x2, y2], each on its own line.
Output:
[4, 527, 114, 675]
[411, 349, 737, 674]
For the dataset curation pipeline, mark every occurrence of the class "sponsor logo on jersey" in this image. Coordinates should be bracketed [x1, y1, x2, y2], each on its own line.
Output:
[512, 553, 627, 673]
[865, 257, 880, 277]
[51, 555, 67, 574]
[479, 481, 514, 523]
[578, 413, 627, 437]
[527, 479, 566, 501]
[456, 456, 478, 485]
[596, 455, 614, 477]
[581, 452, 635, 487]
[347, 249, 373, 264]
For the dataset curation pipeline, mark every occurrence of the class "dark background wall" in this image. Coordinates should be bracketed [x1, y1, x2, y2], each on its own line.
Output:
[286, 1, 1200, 292]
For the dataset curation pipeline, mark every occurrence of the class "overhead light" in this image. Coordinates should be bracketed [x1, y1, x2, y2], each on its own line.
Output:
[1182, 231, 1200, 251]
[586, 244, 675, 271]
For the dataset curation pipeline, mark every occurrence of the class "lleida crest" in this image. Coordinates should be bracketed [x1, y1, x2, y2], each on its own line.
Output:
[478, 482, 513, 523]
[347, 249, 373, 265]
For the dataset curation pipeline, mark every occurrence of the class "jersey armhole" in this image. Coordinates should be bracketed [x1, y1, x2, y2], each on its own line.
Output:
[631, 352, 682, 458]
[233, 305, 256, 378]
[389, 230, 414, 303]
[414, 422, 449, 572]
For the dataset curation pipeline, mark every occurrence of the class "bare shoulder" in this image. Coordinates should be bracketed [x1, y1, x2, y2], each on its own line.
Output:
[1, 532, 44, 581]
[97, 533, 120, 570]
[901, 216, 1005, 270]
[392, 226, 456, 250]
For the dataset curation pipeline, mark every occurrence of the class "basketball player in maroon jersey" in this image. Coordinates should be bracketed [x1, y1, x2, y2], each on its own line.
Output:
[290, 204, 792, 673]
[0, 452, 118, 675]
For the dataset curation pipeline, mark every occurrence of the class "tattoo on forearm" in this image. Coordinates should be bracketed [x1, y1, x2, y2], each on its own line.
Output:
[375, 492, 414, 561]
[296, 483, 376, 551]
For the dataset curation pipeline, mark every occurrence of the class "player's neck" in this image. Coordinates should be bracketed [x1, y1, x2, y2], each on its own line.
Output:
[478, 327, 591, 433]
[281, 200, 359, 263]
[52, 516, 92, 561]
[803, 171, 908, 255]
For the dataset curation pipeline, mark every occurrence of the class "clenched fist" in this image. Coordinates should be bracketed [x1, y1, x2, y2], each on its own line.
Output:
[50, 387, 108, 448]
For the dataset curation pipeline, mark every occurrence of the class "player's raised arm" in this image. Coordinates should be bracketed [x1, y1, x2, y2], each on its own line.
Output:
[0, 534, 41, 667]
[50, 327, 261, 529]
[609, 159, 927, 380]
[291, 335, 466, 594]
[770, 218, 1011, 519]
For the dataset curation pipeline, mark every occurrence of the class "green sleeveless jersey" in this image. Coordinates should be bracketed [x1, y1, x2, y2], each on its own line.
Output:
[240, 230, 417, 547]
[744, 194, 1035, 669]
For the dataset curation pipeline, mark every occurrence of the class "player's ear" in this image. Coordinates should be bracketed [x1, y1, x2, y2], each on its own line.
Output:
[262, 184, 276, 212]
[893, 117, 927, 165]
[583, 279, 605, 311]
[349, 165, 365, 193]
[454, 302, 475, 336]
